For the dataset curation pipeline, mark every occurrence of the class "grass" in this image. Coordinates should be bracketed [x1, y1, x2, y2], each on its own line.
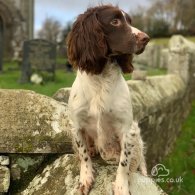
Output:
[147, 67, 167, 76]
[0, 63, 76, 97]
[157, 101, 195, 195]
[0, 61, 166, 97]
[151, 37, 170, 47]
[186, 36, 195, 43]
[151, 36, 195, 46]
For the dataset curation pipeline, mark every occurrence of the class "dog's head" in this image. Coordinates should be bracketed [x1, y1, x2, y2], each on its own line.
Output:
[67, 5, 150, 74]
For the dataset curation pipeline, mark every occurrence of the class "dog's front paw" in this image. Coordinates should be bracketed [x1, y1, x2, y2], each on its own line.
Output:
[79, 180, 94, 195]
[78, 163, 94, 195]
[78, 176, 94, 195]
[113, 176, 131, 195]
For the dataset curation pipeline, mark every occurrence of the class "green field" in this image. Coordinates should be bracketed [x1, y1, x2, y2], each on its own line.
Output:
[0, 61, 166, 96]
[0, 67, 76, 97]
[151, 36, 195, 46]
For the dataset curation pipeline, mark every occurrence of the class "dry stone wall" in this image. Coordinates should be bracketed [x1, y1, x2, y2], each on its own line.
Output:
[133, 42, 164, 68]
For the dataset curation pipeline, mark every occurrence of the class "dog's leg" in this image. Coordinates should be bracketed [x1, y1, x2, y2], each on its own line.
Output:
[114, 124, 143, 195]
[73, 129, 94, 195]
[139, 153, 147, 176]
[114, 132, 133, 195]
[135, 125, 147, 177]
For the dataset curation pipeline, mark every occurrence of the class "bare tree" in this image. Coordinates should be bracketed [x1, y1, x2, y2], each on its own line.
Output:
[61, 21, 72, 42]
[56, 21, 72, 58]
[37, 17, 61, 43]
[148, 0, 195, 34]
[130, 6, 147, 31]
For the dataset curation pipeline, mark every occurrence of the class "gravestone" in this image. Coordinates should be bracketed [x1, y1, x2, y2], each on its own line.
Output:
[0, 17, 3, 72]
[20, 39, 56, 83]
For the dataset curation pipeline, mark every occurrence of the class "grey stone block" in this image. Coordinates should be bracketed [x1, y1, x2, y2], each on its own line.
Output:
[0, 166, 10, 193]
[0, 156, 9, 166]
[21, 155, 167, 195]
[0, 90, 73, 153]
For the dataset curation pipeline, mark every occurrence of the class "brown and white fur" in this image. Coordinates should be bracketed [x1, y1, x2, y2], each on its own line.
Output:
[67, 5, 149, 195]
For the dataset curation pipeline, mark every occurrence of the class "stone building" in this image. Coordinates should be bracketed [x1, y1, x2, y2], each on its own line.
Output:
[0, 0, 34, 71]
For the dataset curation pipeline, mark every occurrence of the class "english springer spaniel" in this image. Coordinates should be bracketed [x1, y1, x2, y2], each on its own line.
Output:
[67, 5, 149, 195]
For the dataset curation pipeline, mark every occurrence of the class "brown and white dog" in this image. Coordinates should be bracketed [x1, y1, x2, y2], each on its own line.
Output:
[67, 5, 149, 195]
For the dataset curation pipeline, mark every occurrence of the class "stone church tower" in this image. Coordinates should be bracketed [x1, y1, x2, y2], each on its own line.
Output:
[0, 0, 34, 71]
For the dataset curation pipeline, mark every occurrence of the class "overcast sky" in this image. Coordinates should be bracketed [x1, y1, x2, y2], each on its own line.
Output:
[35, 0, 149, 34]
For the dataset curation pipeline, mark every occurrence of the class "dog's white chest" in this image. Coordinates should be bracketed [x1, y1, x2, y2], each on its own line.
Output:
[69, 64, 133, 162]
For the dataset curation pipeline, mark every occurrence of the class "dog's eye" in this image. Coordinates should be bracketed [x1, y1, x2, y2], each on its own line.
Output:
[110, 19, 121, 26]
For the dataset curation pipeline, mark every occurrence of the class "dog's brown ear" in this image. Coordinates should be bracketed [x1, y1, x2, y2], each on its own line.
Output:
[115, 54, 134, 73]
[67, 9, 108, 74]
